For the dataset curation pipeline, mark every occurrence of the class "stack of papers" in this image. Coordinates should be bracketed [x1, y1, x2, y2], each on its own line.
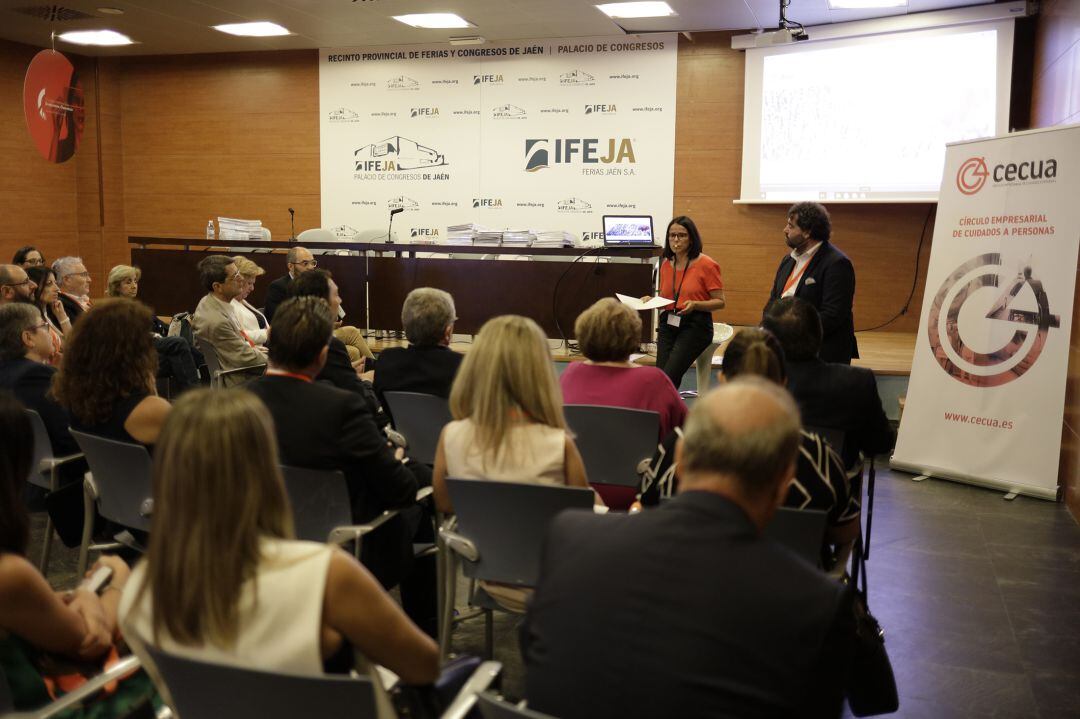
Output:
[616, 293, 674, 311]
[474, 229, 503, 246]
[531, 230, 575, 248]
[501, 229, 535, 246]
[217, 217, 264, 242]
[445, 223, 478, 245]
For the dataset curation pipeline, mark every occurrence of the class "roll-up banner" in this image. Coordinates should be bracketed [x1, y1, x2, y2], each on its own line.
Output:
[892, 123, 1080, 499]
[318, 35, 677, 243]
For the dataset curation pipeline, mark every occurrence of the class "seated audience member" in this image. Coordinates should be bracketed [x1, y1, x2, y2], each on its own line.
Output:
[230, 256, 270, 345]
[11, 245, 45, 270]
[119, 388, 439, 685]
[263, 245, 316, 323]
[432, 315, 594, 611]
[107, 264, 200, 394]
[523, 379, 858, 718]
[372, 287, 463, 409]
[0, 391, 158, 714]
[0, 264, 37, 306]
[27, 266, 68, 364]
[762, 297, 894, 473]
[560, 297, 686, 438]
[246, 297, 435, 634]
[191, 255, 267, 387]
[52, 299, 172, 447]
[52, 256, 93, 325]
[288, 269, 383, 419]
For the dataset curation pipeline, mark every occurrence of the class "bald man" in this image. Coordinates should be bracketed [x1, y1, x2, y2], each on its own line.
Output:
[523, 379, 860, 719]
[264, 246, 316, 323]
[0, 264, 37, 305]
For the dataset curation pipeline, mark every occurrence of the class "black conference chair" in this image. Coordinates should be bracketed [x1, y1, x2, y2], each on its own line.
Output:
[25, 409, 83, 573]
[383, 391, 453, 465]
[765, 508, 829, 568]
[476, 692, 558, 719]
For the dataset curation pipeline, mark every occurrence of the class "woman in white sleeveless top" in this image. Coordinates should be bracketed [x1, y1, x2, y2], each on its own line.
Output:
[119, 388, 438, 687]
[432, 315, 596, 611]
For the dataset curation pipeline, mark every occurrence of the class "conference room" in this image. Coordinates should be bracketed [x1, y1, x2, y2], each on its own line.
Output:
[1, 0, 1079, 717]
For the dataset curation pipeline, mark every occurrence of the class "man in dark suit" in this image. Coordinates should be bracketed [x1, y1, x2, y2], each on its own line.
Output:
[52, 256, 93, 326]
[765, 202, 858, 364]
[263, 245, 316, 323]
[0, 302, 87, 543]
[763, 297, 894, 472]
[288, 268, 388, 428]
[373, 287, 463, 410]
[246, 296, 435, 634]
[523, 379, 857, 718]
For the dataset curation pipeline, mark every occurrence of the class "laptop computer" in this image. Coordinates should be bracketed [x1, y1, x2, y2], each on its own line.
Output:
[602, 215, 655, 247]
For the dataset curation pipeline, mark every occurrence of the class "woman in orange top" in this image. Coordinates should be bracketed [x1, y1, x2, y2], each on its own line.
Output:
[643, 216, 726, 387]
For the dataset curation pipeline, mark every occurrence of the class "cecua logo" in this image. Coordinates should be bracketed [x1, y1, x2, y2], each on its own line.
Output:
[956, 157, 989, 195]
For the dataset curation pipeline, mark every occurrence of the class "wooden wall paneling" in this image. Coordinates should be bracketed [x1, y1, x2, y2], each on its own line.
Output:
[119, 50, 321, 243]
[0, 40, 80, 267]
[74, 56, 104, 287]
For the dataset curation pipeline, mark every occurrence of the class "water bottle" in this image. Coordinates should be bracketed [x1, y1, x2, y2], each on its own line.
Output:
[206, 220, 215, 241]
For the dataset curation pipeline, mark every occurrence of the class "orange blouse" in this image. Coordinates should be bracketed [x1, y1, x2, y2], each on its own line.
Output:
[658, 254, 724, 311]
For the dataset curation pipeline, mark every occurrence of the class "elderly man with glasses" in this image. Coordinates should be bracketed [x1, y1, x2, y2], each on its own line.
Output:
[52, 256, 93, 326]
[0, 264, 38, 306]
[191, 255, 268, 387]
[263, 246, 318, 323]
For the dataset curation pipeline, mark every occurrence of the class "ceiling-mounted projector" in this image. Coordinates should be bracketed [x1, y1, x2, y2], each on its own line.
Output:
[753, 27, 809, 46]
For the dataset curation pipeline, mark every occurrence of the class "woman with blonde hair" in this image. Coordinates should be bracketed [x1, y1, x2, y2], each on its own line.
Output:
[105, 264, 141, 300]
[119, 388, 439, 684]
[230, 256, 270, 345]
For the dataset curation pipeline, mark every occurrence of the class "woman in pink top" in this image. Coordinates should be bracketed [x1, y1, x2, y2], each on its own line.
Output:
[561, 298, 687, 439]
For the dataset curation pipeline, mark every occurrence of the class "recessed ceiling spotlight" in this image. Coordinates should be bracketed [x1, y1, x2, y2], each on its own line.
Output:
[212, 21, 291, 37]
[596, 2, 677, 19]
[96, 7, 125, 15]
[393, 13, 475, 29]
[58, 29, 134, 46]
[828, 0, 908, 8]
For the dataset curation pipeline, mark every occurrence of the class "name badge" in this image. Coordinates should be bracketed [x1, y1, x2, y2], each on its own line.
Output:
[666, 313, 681, 328]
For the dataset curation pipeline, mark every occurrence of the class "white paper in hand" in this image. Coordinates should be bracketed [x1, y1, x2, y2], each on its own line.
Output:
[616, 293, 674, 311]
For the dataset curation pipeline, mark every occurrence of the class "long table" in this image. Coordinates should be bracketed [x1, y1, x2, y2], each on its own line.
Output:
[129, 237, 659, 338]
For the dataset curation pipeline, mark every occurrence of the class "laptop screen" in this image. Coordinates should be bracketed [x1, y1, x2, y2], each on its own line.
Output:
[602, 215, 655, 246]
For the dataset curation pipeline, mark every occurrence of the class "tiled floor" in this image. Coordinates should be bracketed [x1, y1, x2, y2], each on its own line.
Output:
[30, 466, 1080, 717]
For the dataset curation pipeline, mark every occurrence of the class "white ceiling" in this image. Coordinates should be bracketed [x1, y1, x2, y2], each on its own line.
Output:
[0, 0, 996, 56]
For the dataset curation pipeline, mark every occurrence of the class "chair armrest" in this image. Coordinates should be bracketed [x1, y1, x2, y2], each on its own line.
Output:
[438, 527, 479, 562]
[39, 452, 85, 472]
[215, 365, 261, 378]
[416, 486, 434, 502]
[439, 661, 503, 719]
[10, 655, 142, 719]
[326, 509, 400, 546]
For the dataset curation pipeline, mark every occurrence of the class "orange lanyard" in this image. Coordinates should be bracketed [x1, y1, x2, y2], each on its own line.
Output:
[265, 369, 313, 383]
[782, 260, 810, 295]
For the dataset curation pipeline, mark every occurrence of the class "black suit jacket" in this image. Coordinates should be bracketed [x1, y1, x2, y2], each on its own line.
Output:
[262, 274, 291, 324]
[767, 242, 859, 363]
[318, 337, 388, 428]
[0, 358, 81, 460]
[523, 492, 855, 719]
[373, 345, 463, 409]
[786, 358, 894, 470]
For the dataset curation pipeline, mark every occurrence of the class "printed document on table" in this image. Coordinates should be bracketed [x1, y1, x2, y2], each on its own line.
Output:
[616, 293, 674, 311]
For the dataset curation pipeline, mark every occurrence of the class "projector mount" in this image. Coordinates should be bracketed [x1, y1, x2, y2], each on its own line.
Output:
[778, 0, 808, 42]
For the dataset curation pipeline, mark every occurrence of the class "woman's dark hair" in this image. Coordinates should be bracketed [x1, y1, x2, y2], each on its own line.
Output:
[11, 246, 41, 267]
[0, 391, 32, 556]
[722, 328, 787, 385]
[52, 299, 158, 425]
[26, 266, 54, 314]
[662, 216, 703, 261]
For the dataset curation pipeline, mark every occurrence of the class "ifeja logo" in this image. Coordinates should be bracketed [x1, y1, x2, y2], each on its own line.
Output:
[472, 198, 503, 208]
[584, 104, 616, 115]
[474, 73, 504, 85]
[524, 138, 636, 172]
[387, 75, 420, 90]
[388, 196, 419, 212]
[354, 136, 447, 172]
[332, 225, 359, 239]
[557, 197, 592, 213]
[410, 107, 440, 118]
[328, 107, 360, 122]
[492, 104, 526, 119]
[560, 70, 595, 86]
[410, 228, 441, 239]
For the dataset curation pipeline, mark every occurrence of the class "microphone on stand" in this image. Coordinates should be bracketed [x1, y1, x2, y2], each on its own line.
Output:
[288, 208, 296, 242]
[387, 207, 404, 244]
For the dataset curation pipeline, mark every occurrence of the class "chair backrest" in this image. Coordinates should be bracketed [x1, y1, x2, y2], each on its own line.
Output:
[143, 644, 379, 719]
[297, 228, 337, 243]
[279, 465, 352, 543]
[196, 338, 224, 376]
[477, 692, 557, 719]
[383, 391, 453, 465]
[446, 478, 594, 585]
[69, 430, 154, 531]
[765, 508, 828, 568]
[563, 405, 660, 487]
[25, 409, 54, 489]
[805, 425, 846, 457]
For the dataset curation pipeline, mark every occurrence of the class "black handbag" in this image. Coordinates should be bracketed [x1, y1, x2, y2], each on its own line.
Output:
[846, 540, 899, 716]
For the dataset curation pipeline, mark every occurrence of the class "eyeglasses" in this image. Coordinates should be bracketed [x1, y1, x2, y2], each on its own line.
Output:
[69, 271, 90, 278]
[292, 259, 318, 268]
[34, 321, 49, 332]
[668, 232, 689, 239]
[25, 258, 44, 267]
[2, 279, 31, 288]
